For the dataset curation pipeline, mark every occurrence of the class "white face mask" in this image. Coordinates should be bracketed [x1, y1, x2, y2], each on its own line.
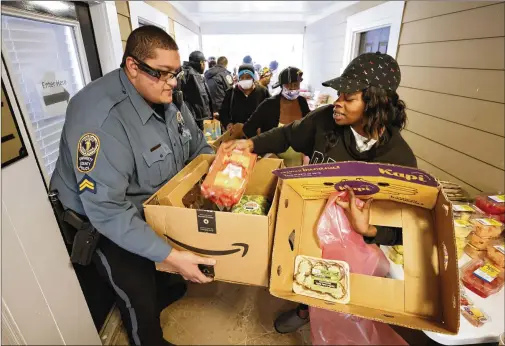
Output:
[238, 79, 253, 90]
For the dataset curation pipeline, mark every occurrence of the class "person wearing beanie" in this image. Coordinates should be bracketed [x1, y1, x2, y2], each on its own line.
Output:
[268, 60, 280, 96]
[243, 66, 310, 166]
[223, 52, 415, 334]
[243, 55, 253, 64]
[204, 56, 233, 115]
[207, 56, 216, 69]
[180, 50, 215, 129]
[257, 67, 272, 88]
[219, 63, 270, 131]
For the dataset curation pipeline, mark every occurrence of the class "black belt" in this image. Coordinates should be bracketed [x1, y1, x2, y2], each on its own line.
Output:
[48, 191, 100, 266]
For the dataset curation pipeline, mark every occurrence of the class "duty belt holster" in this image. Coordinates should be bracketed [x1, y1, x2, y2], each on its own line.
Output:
[48, 191, 100, 266]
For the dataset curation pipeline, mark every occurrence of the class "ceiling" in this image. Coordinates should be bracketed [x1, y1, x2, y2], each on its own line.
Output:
[168, 1, 358, 24]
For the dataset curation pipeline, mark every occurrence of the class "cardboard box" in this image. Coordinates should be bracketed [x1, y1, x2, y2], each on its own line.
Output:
[210, 129, 244, 151]
[269, 161, 460, 334]
[143, 154, 283, 286]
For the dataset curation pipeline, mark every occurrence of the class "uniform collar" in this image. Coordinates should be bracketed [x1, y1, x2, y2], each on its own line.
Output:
[119, 69, 156, 125]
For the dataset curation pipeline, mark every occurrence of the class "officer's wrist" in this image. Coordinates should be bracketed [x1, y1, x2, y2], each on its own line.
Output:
[163, 248, 180, 264]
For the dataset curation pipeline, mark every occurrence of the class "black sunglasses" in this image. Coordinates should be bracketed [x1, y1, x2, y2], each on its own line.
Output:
[124, 53, 183, 81]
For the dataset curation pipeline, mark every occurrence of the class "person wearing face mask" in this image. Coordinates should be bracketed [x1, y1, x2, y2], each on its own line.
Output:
[242, 67, 310, 166]
[219, 64, 270, 132]
[180, 50, 215, 130]
[223, 52, 416, 333]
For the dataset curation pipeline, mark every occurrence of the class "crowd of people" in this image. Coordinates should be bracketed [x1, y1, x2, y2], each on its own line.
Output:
[50, 24, 416, 345]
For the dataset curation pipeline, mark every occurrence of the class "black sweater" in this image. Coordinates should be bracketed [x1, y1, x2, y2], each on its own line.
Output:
[219, 85, 270, 128]
[243, 94, 310, 138]
[251, 105, 417, 246]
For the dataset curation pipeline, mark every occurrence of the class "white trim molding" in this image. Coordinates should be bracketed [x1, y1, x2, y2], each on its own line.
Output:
[342, 1, 405, 72]
[128, 1, 169, 32]
[89, 1, 124, 74]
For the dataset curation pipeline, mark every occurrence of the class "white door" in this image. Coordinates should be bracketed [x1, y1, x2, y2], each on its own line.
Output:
[1, 60, 100, 345]
[174, 21, 201, 63]
[1, 7, 91, 186]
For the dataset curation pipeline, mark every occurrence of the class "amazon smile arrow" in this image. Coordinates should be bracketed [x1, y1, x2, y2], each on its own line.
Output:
[164, 235, 249, 257]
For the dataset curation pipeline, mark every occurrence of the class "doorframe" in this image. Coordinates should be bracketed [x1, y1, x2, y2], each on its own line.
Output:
[341, 1, 405, 72]
[128, 1, 170, 32]
[1, 6, 92, 187]
[88, 1, 124, 75]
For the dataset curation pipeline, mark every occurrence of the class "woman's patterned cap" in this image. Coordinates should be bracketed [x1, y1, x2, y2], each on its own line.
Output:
[322, 52, 401, 93]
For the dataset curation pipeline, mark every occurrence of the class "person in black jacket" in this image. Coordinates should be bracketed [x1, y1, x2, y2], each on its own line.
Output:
[243, 66, 310, 138]
[180, 51, 214, 129]
[205, 56, 233, 117]
[219, 64, 270, 131]
[223, 52, 416, 333]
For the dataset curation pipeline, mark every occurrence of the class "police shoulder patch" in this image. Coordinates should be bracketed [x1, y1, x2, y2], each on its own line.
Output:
[78, 174, 97, 194]
[77, 133, 100, 173]
[226, 75, 233, 85]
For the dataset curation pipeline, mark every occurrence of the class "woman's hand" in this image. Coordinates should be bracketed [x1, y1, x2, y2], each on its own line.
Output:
[221, 139, 254, 153]
[335, 187, 377, 238]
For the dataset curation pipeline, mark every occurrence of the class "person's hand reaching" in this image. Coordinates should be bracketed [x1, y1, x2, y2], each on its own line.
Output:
[335, 187, 377, 238]
[221, 139, 254, 153]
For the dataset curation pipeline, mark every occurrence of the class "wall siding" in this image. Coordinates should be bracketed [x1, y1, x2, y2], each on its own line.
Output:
[398, 1, 505, 195]
[115, 1, 131, 51]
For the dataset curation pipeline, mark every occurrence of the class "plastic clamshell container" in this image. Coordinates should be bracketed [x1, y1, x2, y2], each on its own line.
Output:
[475, 194, 505, 215]
[461, 259, 504, 298]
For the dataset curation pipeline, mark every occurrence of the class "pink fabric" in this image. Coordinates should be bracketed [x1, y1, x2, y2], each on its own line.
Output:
[310, 191, 407, 345]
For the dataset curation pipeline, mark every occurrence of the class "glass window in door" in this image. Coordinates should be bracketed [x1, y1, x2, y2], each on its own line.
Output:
[358, 26, 391, 56]
[2, 14, 87, 181]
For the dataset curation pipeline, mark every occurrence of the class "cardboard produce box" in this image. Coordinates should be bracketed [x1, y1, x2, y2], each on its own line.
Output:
[210, 128, 245, 152]
[143, 154, 283, 286]
[269, 161, 460, 334]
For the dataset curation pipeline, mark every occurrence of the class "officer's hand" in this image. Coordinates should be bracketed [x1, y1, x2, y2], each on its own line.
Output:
[221, 139, 254, 153]
[162, 249, 216, 284]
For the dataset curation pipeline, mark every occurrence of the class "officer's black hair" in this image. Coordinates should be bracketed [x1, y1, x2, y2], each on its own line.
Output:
[121, 25, 178, 66]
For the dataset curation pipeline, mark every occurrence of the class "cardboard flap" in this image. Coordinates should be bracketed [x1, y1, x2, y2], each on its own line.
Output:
[273, 161, 440, 209]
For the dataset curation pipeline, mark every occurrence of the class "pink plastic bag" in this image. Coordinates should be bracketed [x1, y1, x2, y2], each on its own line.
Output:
[309, 191, 407, 345]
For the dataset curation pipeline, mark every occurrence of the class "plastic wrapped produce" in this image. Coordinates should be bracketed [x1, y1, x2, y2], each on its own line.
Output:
[231, 195, 270, 215]
[475, 194, 505, 215]
[461, 259, 504, 298]
[452, 203, 483, 221]
[470, 217, 504, 238]
[487, 240, 505, 268]
[454, 219, 473, 238]
[464, 243, 486, 259]
[201, 147, 257, 208]
[467, 232, 494, 250]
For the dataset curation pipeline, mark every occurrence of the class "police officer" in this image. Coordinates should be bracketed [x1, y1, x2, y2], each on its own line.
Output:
[49, 25, 216, 346]
[180, 51, 215, 130]
[204, 56, 233, 116]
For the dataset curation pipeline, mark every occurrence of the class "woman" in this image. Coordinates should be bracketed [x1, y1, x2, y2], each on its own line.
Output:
[223, 52, 415, 333]
[257, 67, 273, 88]
[244, 66, 310, 166]
[219, 64, 270, 132]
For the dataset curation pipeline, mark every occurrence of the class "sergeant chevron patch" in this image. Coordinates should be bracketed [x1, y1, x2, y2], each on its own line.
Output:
[78, 174, 97, 194]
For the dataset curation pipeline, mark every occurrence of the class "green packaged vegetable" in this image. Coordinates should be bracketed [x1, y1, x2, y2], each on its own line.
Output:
[231, 195, 270, 215]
